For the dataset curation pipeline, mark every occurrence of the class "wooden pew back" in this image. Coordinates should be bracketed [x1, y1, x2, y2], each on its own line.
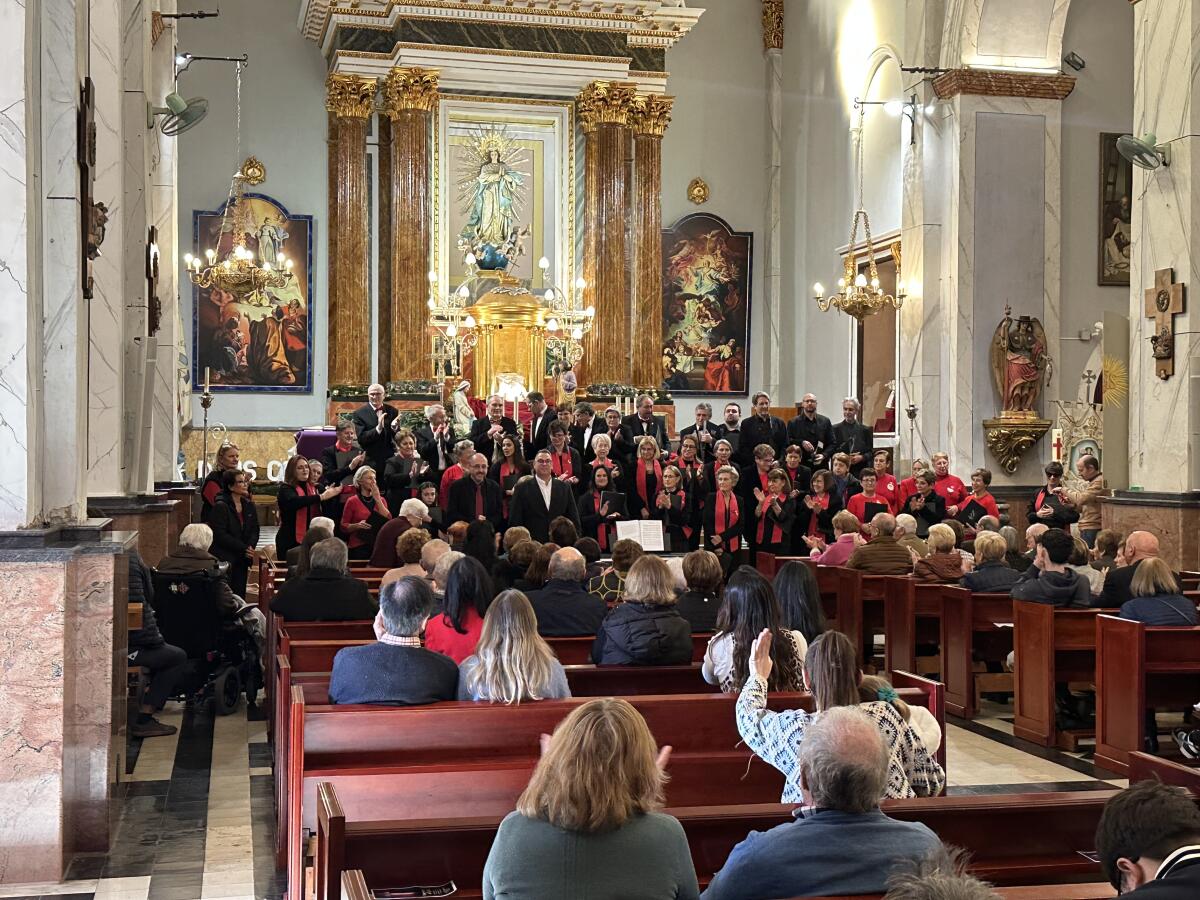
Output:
[941, 588, 1014, 718]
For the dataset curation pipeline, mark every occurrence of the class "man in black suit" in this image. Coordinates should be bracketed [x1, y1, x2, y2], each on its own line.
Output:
[622, 394, 670, 454]
[831, 398, 874, 469]
[1098, 530, 1161, 608]
[468, 394, 519, 462]
[679, 401, 720, 461]
[526, 547, 606, 636]
[413, 403, 457, 485]
[352, 383, 401, 473]
[787, 393, 837, 468]
[508, 449, 582, 542]
[570, 402, 600, 462]
[525, 391, 557, 455]
[319, 422, 367, 487]
[601, 406, 636, 469]
[715, 401, 744, 461]
[738, 392, 787, 468]
[446, 453, 504, 530]
[269, 537, 377, 621]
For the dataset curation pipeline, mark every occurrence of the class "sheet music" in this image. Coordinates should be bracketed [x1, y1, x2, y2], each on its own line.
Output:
[615, 519, 666, 552]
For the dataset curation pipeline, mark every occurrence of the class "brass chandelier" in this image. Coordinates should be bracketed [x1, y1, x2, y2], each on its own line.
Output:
[537, 256, 594, 367]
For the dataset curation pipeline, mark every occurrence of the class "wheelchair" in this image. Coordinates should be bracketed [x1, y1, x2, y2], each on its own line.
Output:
[150, 568, 261, 715]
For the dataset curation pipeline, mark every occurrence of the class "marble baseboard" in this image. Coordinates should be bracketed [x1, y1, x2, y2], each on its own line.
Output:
[1101, 493, 1200, 570]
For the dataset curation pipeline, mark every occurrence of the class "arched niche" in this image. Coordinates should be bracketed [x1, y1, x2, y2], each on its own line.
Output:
[941, 0, 1073, 71]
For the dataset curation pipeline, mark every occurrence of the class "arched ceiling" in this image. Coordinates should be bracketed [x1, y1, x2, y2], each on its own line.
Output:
[941, 0, 1072, 71]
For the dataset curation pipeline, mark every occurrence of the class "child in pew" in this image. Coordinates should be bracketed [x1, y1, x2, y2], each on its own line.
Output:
[859, 674, 943, 756]
[457, 589, 571, 703]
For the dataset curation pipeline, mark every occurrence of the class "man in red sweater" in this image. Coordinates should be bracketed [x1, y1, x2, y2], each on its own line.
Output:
[930, 452, 968, 517]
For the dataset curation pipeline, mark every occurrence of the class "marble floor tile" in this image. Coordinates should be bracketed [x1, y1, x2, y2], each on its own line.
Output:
[129, 706, 184, 782]
[0, 883, 99, 898]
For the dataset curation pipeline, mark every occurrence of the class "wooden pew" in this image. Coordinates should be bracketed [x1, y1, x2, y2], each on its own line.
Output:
[882, 577, 944, 675]
[1127, 750, 1200, 791]
[1012, 603, 1106, 749]
[940, 588, 1015, 719]
[1094, 615, 1200, 775]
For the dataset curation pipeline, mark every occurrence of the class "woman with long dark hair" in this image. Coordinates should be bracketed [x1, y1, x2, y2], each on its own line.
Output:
[276, 456, 341, 557]
[701, 565, 806, 693]
[424, 555, 494, 663]
[489, 434, 530, 523]
[773, 561, 825, 644]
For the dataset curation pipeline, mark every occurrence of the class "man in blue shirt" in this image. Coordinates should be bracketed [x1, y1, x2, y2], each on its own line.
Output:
[701, 706, 942, 900]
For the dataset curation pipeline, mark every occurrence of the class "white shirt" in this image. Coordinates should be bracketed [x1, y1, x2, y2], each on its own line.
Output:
[536, 475, 554, 510]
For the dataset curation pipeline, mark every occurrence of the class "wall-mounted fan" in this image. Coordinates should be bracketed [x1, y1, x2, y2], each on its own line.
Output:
[147, 92, 209, 136]
[1117, 133, 1170, 171]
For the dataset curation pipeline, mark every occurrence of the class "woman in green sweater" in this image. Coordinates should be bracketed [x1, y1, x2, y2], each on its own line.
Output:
[482, 697, 700, 899]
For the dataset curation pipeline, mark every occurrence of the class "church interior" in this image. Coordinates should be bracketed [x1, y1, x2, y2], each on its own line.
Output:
[6, 0, 1200, 897]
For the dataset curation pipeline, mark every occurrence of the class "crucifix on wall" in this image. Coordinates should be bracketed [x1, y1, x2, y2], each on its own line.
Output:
[1145, 267, 1185, 379]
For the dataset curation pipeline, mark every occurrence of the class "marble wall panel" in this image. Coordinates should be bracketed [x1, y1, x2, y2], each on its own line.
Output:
[1101, 496, 1200, 571]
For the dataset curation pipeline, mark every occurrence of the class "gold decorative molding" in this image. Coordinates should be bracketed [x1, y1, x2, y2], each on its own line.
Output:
[687, 177, 709, 205]
[577, 81, 638, 128]
[630, 94, 674, 137]
[761, 0, 784, 51]
[983, 416, 1051, 474]
[933, 68, 1075, 101]
[325, 73, 378, 118]
[238, 156, 266, 185]
[381, 66, 440, 115]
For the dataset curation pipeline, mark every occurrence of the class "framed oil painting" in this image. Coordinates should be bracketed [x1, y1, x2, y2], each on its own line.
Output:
[1099, 132, 1132, 286]
[191, 193, 314, 393]
[661, 213, 752, 395]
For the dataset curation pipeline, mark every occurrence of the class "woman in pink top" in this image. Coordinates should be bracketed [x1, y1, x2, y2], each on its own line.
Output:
[805, 510, 865, 567]
[424, 555, 492, 663]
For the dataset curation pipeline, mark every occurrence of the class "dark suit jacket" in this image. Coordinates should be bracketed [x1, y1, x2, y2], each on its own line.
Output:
[570, 420, 602, 461]
[507, 476, 581, 542]
[319, 443, 361, 488]
[270, 567, 378, 622]
[413, 423, 457, 481]
[622, 413, 670, 452]
[832, 420, 874, 461]
[738, 415, 787, 467]
[446, 476, 505, 530]
[353, 403, 400, 472]
[680, 422, 721, 460]
[527, 578, 607, 636]
[526, 409, 558, 454]
[469, 416, 519, 462]
[1099, 559, 1141, 608]
[329, 641, 458, 706]
[786, 413, 837, 465]
[600, 424, 636, 468]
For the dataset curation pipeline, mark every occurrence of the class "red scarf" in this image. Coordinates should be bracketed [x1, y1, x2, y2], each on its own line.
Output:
[335, 440, 353, 453]
[717, 490, 740, 552]
[807, 493, 830, 536]
[552, 449, 574, 478]
[592, 491, 610, 551]
[294, 482, 317, 544]
[673, 489, 692, 539]
[757, 492, 784, 545]
[500, 461, 516, 516]
[636, 459, 663, 509]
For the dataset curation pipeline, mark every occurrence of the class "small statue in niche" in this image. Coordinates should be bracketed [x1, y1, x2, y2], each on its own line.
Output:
[87, 201, 109, 260]
[990, 305, 1053, 416]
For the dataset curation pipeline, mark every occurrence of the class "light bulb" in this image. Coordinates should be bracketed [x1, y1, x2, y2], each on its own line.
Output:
[447, 325, 457, 338]
[884, 100, 903, 116]
[547, 318, 559, 332]
[813, 282, 824, 297]
[871, 277, 880, 289]
[538, 256, 550, 270]
[837, 277, 846, 289]
[427, 298, 436, 310]
[184, 252, 194, 265]
[206, 248, 216, 260]
[544, 290, 555, 302]
[464, 315, 476, 329]
[585, 305, 595, 317]
[428, 270, 437, 282]
[457, 284, 469, 298]
[571, 327, 583, 340]
[855, 273, 867, 288]
[575, 277, 587, 290]
[286, 260, 294, 270]
[465, 252, 477, 266]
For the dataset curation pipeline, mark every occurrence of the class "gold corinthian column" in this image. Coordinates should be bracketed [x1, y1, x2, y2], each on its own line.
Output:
[326, 73, 377, 387]
[630, 94, 674, 389]
[382, 66, 440, 381]
[578, 81, 637, 387]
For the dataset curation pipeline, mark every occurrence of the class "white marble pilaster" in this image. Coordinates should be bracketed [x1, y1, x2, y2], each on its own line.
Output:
[763, 47, 783, 398]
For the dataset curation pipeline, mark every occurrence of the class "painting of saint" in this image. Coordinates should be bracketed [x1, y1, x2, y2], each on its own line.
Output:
[660, 214, 752, 395]
[1099, 133, 1132, 286]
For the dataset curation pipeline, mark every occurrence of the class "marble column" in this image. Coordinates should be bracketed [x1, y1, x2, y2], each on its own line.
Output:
[629, 94, 673, 389]
[578, 81, 636, 387]
[382, 66, 439, 382]
[577, 99, 600, 389]
[326, 73, 377, 388]
[761, 0, 784, 398]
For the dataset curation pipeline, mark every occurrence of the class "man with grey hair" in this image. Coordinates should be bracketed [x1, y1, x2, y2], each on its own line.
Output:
[420, 538, 452, 583]
[286, 515, 337, 572]
[415, 402, 457, 482]
[621, 393, 669, 453]
[446, 452, 503, 529]
[329, 576, 458, 706]
[527, 547, 606, 636]
[352, 383, 400, 472]
[847, 512, 913, 575]
[884, 847, 1000, 900]
[895, 513, 929, 558]
[270, 537, 377, 622]
[701, 707, 942, 900]
[680, 401, 719, 460]
[833, 397, 874, 467]
[469, 394, 518, 462]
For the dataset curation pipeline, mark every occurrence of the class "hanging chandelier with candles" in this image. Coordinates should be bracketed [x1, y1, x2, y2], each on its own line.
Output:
[427, 264, 479, 378]
[537, 256, 594, 367]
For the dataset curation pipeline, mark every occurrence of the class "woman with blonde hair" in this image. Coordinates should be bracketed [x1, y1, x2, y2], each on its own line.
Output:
[625, 436, 664, 520]
[457, 590, 571, 703]
[592, 555, 692, 666]
[482, 698, 699, 899]
[1120, 557, 1198, 626]
[912, 523, 965, 583]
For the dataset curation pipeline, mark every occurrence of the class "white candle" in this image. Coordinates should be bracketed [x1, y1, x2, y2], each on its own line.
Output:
[204, 366, 210, 394]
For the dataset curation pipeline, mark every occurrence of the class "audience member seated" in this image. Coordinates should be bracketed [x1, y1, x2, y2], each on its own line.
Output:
[1091, 528, 1123, 573]
[380, 528, 431, 589]
[1010, 527, 1092, 607]
[270, 538, 377, 622]
[1100, 530, 1161, 608]
[463, 519, 498, 572]
[774, 560, 826, 643]
[895, 514, 929, 558]
[457, 590, 571, 703]
[549, 515, 579, 548]
[806, 509, 864, 565]
[737, 629, 944, 803]
[419, 538, 451, 585]
[676, 550, 723, 632]
[1022, 522, 1048, 565]
[516, 542, 557, 593]
[341, 466, 391, 561]
[1119, 558, 1198, 626]
[424, 556, 493, 663]
[703, 566, 806, 692]
[1000, 524, 1030, 572]
[961, 515, 999, 556]
[860, 674, 943, 755]
[592, 555, 693, 666]
[1095, 779, 1200, 897]
[1067, 535, 1105, 597]
[883, 846, 1000, 900]
[847, 512, 913, 574]
[492, 526, 532, 591]
[288, 517, 334, 578]
[128, 550, 187, 738]
[431, 549, 465, 597]
[528, 547, 606, 637]
[942, 519, 974, 567]
[501, 540, 538, 592]
[482, 698, 699, 900]
[208, 468, 260, 599]
[959, 531, 1020, 593]
[587, 538, 643, 604]
[328, 576, 458, 706]
[700, 707, 941, 900]
[912, 524, 965, 583]
[575, 537, 603, 581]
[369, 498, 430, 568]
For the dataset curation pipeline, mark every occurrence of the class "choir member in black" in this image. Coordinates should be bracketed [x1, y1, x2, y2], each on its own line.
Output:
[209, 468, 259, 598]
[447, 452, 504, 531]
[704, 438, 737, 493]
[201, 442, 241, 524]
[704, 464, 744, 573]
[488, 434, 529, 525]
[622, 394, 670, 451]
[738, 392, 787, 467]
[679, 402, 720, 461]
[829, 452, 862, 507]
[831, 397, 874, 468]
[655, 465, 694, 552]
[671, 434, 708, 549]
[752, 468, 797, 556]
[275, 456, 340, 557]
[413, 403, 457, 487]
[900, 471, 945, 538]
[418, 483, 443, 539]
[781, 445, 813, 554]
[787, 392, 837, 468]
[1027, 460, 1081, 532]
[507, 450, 582, 542]
[715, 401, 744, 461]
[524, 391, 557, 455]
[579, 464, 623, 553]
[318, 421, 367, 528]
[546, 421, 583, 493]
[738, 443, 778, 550]
[601, 406, 636, 470]
[626, 436, 664, 520]
[585, 432, 623, 489]
[352, 383, 400, 473]
[469, 394, 519, 463]
[801, 469, 843, 545]
[569, 402, 601, 463]
[382, 430, 431, 513]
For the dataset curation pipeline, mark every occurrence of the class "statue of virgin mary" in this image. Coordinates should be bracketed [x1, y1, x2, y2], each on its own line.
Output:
[460, 146, 523, 248]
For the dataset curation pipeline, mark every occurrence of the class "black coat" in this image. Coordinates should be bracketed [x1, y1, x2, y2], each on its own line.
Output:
[786, 413, 837, 466]
[546, 446, 585, 491]
[469, 416, 519, 463]
[714, 424, 744, 463]
[592, 602, 693, 665]
[269, 567, 378, 622]
[526, 409, 559, 455]
[1027, 485, 1081, 530]
[901, 491, 945, 537]
[275, 482, 324, 556]
[738, 415, 787, 467]
[382, 455, 431, 511]
[413, 423, 458, 476]
[507, 476, 582, 542]
[832, 420, 874, 462]
[319, 442, 362, 488]
[128, 550, 164, 650]
[528, 579, 607, 636]
[680, 422, 721, 460]
[1099, 559, 1141, 608]
[599, 424, 637, 469]
[352, 403, 400, 473]
[676, 590, 721, 632]
[622, 413, 670, 452]
[446, 476, 505, 530]
[704, 490, 745, 554]
[208, 493, 260, 567]
[570, 420, 602, 462]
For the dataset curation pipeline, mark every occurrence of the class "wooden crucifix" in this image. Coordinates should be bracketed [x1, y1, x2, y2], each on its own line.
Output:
[1145, 267, 1186, 379]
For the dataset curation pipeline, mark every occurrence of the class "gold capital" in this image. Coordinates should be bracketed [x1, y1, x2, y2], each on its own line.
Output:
[762, 0, 784, 51]
[382, 66, 440, 116]
[326, 73, 378, 118]
[577, 81, 638, 129]
[630, 94, 674, 137]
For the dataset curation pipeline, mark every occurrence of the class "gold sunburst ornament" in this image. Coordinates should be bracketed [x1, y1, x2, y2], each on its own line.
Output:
[1100, 354, 1128, 409]
[687, 177, 709, 204]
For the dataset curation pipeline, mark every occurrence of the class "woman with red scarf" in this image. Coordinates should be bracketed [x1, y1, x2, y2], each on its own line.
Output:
[579, 464, 624, 551]
[782, 444, 812, 553]
[671, 434, 708, 550]
[625, 436, 664, 519]
[655, 465, 693, 552]
[704, 438, 736, 493]
[488, 434, 530, 524]
[802, 469, 843, 544]
[382, 430, 429, 513]
[753, 468, 797, 555]
[546, 421, 583, 492]
[275, 456, 340, 557]
[341, 466, 392, 560]
[704, 464, 743, 573]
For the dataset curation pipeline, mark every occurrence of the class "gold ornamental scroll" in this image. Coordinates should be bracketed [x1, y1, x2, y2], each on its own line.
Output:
[326, 73, 377, 387]
[630, 94, 674, 389]
[382, 66, 440, 381]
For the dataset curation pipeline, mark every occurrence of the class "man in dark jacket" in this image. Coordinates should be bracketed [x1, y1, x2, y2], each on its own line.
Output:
[468, 394, 519, 462]
[527, 548, 606, 636]
[1095, 779, 1200, 898]
[270, 538, 377, 622]
[128, 550, 187, 738]
[739, 392, 787, 467]
[445, 453, 504, 530]
[831, 398, 874, 468]
[525, 391, 557, 455]
[1099, 530, 1161, 608]
[507, 450, 582, 542]
[352, 383, 401, 473]
[1010, 528, 1091, 607]
[787, 393, 837, 468]
[622, 394, 670, 453]
[328, 576, 457, 705]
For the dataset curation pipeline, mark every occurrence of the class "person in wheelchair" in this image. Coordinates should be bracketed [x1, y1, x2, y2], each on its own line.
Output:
[128, 550, 187, 738]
